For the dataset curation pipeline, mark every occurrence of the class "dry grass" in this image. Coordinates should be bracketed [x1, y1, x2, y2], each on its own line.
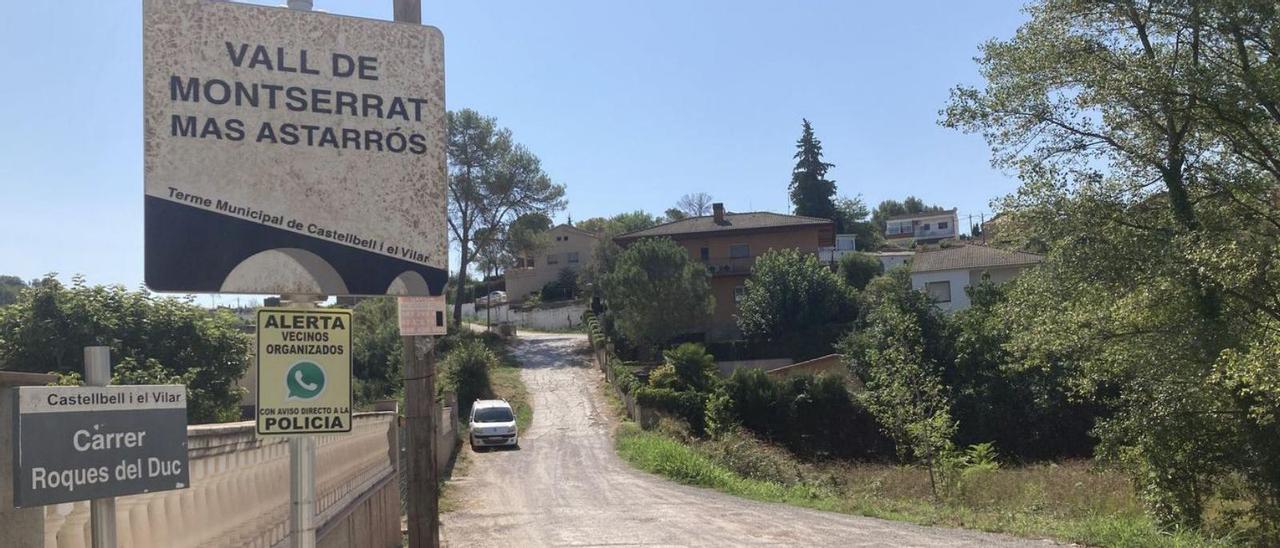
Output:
[616, 424, 1234, 547]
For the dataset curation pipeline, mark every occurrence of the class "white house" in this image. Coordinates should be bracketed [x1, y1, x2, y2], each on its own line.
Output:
[884, 209, 960, 244]
[819, 234, 857, 262]
[909, 245, 1043, 312]
[871, 251, 914, 271]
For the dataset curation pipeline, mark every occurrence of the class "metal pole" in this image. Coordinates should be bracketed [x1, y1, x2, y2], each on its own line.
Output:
[85, 346, 117, 548]
[281, 296, 320, 548]
[289, 435, 317, 548]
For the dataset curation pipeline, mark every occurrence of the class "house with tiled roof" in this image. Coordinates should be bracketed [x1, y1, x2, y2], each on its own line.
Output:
[614, 203, 835, 340]
[909, 244, 1043, 311]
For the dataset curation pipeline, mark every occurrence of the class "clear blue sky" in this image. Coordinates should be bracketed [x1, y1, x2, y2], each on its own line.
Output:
[0, 0, 1027, 297]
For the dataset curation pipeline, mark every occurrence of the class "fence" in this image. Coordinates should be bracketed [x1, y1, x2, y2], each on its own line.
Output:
[586, 316, 658, 429]
[38, 412, 400, 548]
[460, 302, 588, 331]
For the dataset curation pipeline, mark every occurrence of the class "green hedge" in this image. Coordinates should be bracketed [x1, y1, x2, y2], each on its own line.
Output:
[634, 386, 707, 434]
[611, 362, 644, 394]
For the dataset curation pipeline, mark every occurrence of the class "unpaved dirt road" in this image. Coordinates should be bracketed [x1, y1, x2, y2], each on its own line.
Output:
[440, 332, 1051, 547]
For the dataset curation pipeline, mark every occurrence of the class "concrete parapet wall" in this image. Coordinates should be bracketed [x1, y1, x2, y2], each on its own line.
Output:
[19, 410, 399, 548]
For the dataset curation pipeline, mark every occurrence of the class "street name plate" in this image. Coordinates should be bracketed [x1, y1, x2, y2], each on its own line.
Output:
[143, 0, 447, 296]
[256, 308, 353, 435]
[398, 295, 447, 336]
[13, 385, 189, 507]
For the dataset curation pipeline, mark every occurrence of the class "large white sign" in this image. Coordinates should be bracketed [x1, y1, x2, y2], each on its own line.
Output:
[143, 0, 447, 296]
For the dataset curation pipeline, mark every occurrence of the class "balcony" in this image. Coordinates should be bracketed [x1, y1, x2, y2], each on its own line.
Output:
[702, 256, 754, 276]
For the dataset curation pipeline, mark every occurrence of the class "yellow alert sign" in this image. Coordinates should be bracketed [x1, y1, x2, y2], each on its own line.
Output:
[256, 308, 352, 435]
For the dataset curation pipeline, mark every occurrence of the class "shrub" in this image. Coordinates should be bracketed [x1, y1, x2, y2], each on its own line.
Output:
[649, 343, 719, 393]
[720, 368, 892, 459]
[704, 389, 737, 439]
[634, 386, 707, 434]
[837, 252, 883, 291]
[439, 337, 496, 413]
[611, 362, 644, 394]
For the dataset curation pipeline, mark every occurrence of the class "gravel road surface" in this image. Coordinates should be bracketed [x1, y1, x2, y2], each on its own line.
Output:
[440, 332, 1053, 547]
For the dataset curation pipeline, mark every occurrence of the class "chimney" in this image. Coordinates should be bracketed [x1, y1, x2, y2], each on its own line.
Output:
[712, 203, 725, 224]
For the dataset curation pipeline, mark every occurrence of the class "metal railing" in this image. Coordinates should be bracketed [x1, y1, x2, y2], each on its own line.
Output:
[701, 256, 755, 275]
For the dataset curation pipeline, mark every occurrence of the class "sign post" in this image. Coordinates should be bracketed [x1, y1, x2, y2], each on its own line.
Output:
[142, 0, 448, 546]
[12, 348, 189, 548]
[85, 347, 117, 548]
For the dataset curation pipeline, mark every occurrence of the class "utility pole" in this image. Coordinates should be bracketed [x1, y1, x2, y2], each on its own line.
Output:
[391, 4, 440, 546]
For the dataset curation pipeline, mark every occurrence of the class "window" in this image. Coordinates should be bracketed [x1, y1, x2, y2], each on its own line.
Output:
[734, 286, 746, 303]
[547, 254, 559, 265]
[700, 247, 710, 260]
[729, 244, 750, 258]
[921, 223, 931, 231]
[567, 252, 580, 264]
[925, 281, 951, 303]
[473, 407, 514, 423]
[938, 221, 948, 229]
[527, 258, 535, 268]
[887, 223, 901, 235]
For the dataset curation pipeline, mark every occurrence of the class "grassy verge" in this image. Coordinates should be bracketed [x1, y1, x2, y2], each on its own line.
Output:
[439, 333, 532, 514]
[614, 422, 1231, 547]
[489, 360, 533, 431]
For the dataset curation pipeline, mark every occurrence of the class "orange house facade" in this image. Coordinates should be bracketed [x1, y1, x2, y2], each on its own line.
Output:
[614, 203, 835, 340]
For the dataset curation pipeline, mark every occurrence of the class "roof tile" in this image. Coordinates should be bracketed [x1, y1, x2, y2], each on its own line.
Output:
[614, 211, 832, 240]
[910, 244, 1043, 273]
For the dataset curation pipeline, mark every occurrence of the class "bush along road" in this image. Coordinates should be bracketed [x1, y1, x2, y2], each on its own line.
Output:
[439, 331, 1045, 547]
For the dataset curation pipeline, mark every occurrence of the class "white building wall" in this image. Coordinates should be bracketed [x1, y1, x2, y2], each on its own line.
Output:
[876, 253, 913, 271]
[910, 269, 971, 312]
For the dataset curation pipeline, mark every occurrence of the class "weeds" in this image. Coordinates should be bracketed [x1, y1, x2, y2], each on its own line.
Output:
[615, 422, 1234, 547]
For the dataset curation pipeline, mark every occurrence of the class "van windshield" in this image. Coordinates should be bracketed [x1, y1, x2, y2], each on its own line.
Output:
[474, 407, 514, 423]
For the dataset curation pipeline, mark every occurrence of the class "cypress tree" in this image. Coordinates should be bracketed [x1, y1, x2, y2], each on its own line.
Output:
[789, 119, 837, 220]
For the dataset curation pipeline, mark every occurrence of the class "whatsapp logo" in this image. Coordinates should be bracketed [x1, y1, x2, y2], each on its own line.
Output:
[285, 361, 326, 400]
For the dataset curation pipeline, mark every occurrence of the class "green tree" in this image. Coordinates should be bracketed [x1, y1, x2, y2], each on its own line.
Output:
[836, 252, 883, 291]
[0, 275, 26, 306]
[788, 119, 837, 220]
[448, 109, 565, 325]
[833, 196, 882, 249]
[607, 211, 661, 234]
[843, 270, 955, 497]
[870, 197, 945, 231]
[662, 208, 687, 223]
[944, 0, 1280, 531]
[506, 212, 554, 264]
[736, 248, 854, 341]
[947, 277, 1099, 460]
[601, 238, 713, 356]
[0, 276, 248, 423]
[578, 211, 662, 298]
[350, 298, 403, 405]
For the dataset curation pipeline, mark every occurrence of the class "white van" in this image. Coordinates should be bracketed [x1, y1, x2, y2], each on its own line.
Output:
[469, 399, 519, 450]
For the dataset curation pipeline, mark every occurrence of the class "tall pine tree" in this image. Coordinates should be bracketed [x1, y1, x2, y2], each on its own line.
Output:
[789, 119, 837, 220]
